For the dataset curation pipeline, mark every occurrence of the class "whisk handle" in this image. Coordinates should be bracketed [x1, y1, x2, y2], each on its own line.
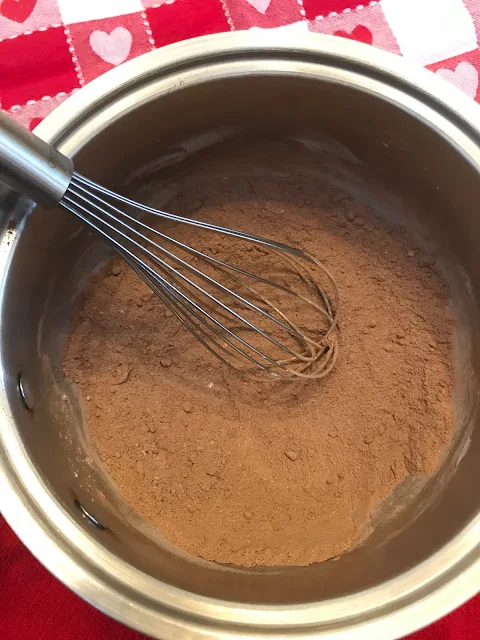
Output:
[0, 110, 73, 206]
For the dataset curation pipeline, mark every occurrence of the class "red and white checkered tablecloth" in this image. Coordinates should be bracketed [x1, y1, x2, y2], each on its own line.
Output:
[3, 0, 480, 128]
[2, 1, 480, 639]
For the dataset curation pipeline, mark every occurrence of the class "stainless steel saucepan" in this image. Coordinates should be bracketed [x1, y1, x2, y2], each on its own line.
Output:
[1, 32, 480, 639]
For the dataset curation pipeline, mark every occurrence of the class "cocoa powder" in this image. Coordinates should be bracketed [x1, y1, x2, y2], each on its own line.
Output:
[63, 169, 454, 567]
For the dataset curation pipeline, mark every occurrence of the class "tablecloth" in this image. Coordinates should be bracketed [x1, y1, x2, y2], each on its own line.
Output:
[1, 0, 480, 638]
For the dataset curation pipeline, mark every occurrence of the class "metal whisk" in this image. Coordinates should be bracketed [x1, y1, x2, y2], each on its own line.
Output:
[0, 111, 339, 380]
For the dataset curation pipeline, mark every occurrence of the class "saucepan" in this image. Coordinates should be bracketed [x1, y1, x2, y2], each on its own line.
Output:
[1, 32, 480, 639]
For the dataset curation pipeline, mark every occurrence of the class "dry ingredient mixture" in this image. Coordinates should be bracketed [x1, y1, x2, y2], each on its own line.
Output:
[63, 166, 454, 567]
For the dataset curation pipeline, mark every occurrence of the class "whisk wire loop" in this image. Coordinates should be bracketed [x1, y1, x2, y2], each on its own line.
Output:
[66, 180, 307, 351]
[61, 172, 339, 380]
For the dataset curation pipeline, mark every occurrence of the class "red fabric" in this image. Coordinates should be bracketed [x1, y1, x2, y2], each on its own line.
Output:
[0, 26, 79, 109]
[1, 0, 480, 638]
[146, 0, 231, 48]
[302, 0, 362, 20]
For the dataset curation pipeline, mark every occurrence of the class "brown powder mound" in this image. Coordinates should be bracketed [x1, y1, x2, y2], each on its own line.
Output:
[63, 174, 454, 567]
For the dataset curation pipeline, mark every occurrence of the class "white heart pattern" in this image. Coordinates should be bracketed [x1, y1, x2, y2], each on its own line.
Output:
[90, 27, 132, 66]
[245, 0, 271, 15]
[436, 61, 478, 99]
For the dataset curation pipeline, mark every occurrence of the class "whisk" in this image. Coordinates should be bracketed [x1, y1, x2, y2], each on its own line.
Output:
[0, 111, 339, 380]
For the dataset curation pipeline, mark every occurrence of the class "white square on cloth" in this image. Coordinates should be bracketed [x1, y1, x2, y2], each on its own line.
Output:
[382, 0, 477, 66]
[57, 0, 143, 25]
